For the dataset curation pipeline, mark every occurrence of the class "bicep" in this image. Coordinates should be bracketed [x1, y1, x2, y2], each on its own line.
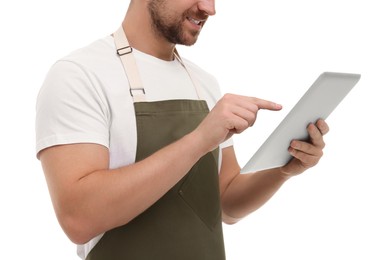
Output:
[39, 143, 109, 209]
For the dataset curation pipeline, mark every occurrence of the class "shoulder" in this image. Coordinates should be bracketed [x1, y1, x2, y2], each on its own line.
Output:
[56, 36, 119, 76]
[40, 36, 127, 102]
[36, 37, 120, 156]
[37, 36, 121, 129]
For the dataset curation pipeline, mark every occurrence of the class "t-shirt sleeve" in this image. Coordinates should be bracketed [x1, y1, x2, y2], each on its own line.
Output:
[35, 60, 110, 158]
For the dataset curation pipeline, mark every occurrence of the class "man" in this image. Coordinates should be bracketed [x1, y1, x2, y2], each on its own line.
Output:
[36, 0, 329, 259]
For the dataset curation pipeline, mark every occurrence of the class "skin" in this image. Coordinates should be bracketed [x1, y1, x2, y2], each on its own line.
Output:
[39, 0, 329, 245]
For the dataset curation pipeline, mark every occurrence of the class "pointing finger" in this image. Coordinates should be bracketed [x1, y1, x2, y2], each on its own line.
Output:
[254, 98, 283, 111]
[235, 95, 282, 111]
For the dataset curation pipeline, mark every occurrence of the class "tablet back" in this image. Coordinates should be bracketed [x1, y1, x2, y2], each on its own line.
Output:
[241, 72, 361, 174]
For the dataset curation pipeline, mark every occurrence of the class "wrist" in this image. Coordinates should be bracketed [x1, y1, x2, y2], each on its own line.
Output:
[277, 166, 295, 180]
[185, 130, 212, 158]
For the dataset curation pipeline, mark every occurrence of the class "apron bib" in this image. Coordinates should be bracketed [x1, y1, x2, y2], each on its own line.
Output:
[86, 26, 225, 260]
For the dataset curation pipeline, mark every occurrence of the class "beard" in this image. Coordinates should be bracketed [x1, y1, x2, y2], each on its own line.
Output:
[147, 0, 200, 46]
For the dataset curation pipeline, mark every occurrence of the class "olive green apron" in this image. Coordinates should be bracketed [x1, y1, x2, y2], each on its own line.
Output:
[86, 26, 225, 260]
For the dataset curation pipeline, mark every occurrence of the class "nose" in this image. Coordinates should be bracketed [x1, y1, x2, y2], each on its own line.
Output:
[198, 0, 216, 16]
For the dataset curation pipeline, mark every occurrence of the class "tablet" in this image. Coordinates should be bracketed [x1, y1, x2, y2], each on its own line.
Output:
[240, 72, 361, 174]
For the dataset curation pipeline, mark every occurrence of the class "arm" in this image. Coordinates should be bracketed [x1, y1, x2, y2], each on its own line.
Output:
[219, 119, 329, 224]
[40, 133, 206, 245]
[40, 94, 280, 244]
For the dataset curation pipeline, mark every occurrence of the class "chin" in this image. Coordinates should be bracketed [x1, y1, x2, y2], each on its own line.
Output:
[181, 39, 197, 46]
[180, 33, 200, 46]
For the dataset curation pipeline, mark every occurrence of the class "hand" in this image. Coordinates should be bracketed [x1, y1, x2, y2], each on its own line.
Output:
[194, 93, 282, 152]
[280, 119, 329, 177]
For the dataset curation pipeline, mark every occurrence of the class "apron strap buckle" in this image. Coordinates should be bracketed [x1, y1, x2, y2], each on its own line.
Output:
[130, 88, 146, 102]
[130, 88, 145, 95]
[117, 46, 133, 56]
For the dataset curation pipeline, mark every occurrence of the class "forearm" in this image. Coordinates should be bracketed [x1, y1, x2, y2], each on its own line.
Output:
[221, 167, 290, 224]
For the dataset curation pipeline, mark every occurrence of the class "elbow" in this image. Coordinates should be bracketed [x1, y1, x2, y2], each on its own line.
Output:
[221, 211, 241, 225]
[221, 197, 242, 225]
[57, 211, 97, 245]
[223, 219, 239, 225]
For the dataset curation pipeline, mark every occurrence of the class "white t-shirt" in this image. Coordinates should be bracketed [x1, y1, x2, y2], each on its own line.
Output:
[36, 36, 232, 258]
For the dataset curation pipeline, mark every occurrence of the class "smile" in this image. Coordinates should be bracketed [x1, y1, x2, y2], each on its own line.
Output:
[187, 16, 204, 26]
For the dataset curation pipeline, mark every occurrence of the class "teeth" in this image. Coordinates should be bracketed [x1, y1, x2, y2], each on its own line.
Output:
[188, 17, 201, 25]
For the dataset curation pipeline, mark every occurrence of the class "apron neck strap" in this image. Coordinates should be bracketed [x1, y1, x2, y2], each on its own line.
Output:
[113, 26, 146, 102]
[113, 26, 203, 102]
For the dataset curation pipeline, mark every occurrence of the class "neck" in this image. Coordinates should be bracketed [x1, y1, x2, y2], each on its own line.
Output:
[122, 2, 176, 61]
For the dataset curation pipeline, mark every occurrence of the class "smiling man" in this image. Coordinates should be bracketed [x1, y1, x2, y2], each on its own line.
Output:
[36, 0, 329, 259]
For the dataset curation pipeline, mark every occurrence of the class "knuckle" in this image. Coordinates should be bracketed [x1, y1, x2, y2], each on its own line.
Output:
[223, 93, 234, 101]
[249, 113, 257, 124]
[251, 97, 260, 104]
[312, 157, 320, 165]
[250, 103, 259, 113]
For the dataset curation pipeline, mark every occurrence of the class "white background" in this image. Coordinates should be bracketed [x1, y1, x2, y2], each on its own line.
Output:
[1, 0, 390, 259]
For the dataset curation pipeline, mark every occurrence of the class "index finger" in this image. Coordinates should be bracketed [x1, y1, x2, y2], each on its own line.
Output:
[221, 93, 283, 111]
[252, 97, 283, 111]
